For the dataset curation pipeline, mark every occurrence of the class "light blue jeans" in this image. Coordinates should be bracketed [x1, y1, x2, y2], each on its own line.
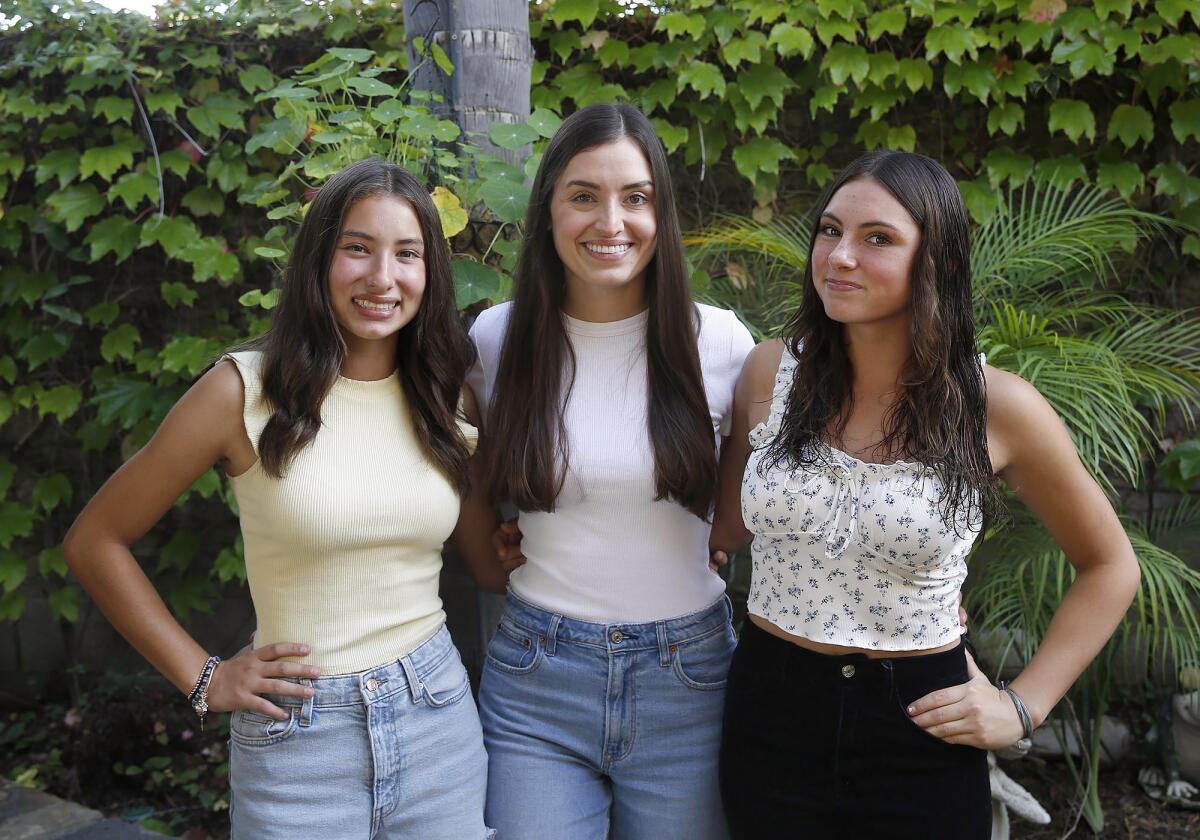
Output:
[229, 625, 492, 839]
[480, 592, 734, 840]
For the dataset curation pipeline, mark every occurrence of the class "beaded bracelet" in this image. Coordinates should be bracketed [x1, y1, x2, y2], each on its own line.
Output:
[187, 655, 221, 730]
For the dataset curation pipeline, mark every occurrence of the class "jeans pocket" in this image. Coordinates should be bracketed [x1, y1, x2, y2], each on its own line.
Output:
[671, 624, 735, 691]
[229, 707, 300, 747]
[419, 650, 472, 708]
[484, 618, 543, 675]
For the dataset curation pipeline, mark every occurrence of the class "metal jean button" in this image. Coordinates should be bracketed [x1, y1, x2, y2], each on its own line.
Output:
[610, 630, 624, 644]
[365, 677, 380, 691]
[841, 664, 855, 679]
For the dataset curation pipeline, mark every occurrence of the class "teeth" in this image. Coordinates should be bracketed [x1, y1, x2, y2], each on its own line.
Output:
[586, 243, 630, 255]
[354, 298, 395, 311]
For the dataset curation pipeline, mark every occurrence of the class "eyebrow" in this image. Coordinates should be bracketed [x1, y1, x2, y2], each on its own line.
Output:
[821, 212, 901, 232]
[340, 230, 424, 246]
[565, 179, 654, 191]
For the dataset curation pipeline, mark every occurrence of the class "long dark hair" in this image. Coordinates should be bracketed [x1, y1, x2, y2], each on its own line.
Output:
[482, 103, 717, 519]
[247, 159, 473, 491]
[761, 150, 995, 530]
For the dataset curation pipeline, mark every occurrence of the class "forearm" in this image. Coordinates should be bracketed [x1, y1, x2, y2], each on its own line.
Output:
[1008, 554, 1140, 727]
[709, 511, 750, 555]
[450, 492, 506, 594]
[64, 532, 210, 695]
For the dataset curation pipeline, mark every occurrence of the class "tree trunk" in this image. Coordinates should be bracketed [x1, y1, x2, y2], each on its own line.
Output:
[403, 0, 532, 162]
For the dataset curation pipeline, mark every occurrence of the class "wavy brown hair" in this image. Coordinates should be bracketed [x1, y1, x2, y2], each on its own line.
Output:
[481, 103, 717, 519]
[761, 150, 996, 531]
[243, 159, 473, 491]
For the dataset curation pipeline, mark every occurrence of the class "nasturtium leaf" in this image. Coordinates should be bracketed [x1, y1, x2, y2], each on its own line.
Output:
[924, 24, 978, 64]
[987, 102, 1025, 136]
[19, 330, 70, 371]
[140, 215, 200, 259]
[0, 503, 35, 549]
[346, 76, 397, 97]
[732, 137, 794, 182]
[1096, 161, 1144, 199]
[84, 216, 140, 263]
[182, 186, 225, 217]
[33, 475, 72, 514]
[238, 289, 279, 310]
[983, 148, 1034, 186]
[479, 179, 531, 224]
[897, 58, 933, 93]
[452, 259, 502, 309]
[867, 6, 907, 40]
[1034, 156, 1087, 190]
[37, 387, 81, 423]
[101, 323, 141, 362]
[1047, 99, 1096, 142]
[1168, 99, 1200, 143]
[328, 47, 374, 63]
[822, 44, 870, 86]
[161, 281, 198, 308]
[107, 171, 159, 211]
[488, 122, 541, 150]
[253, 246, 287, 259]
[431, 186, 469, 238]
[93, 95, 133, 123]
[186, 93, 247, 137]
[678, 62, 726, 100]
[768, 23, 815, 58]
[35, 149, 80, 188]
[86, 302, 119, 327]
[80, 143, 134, 181]
[48, 587, 82, 623]
[1106, 104, 1154, 148]
[144, 89, 184, 116]
[371, 99, 410, 124]
[527, 108, 563, 138]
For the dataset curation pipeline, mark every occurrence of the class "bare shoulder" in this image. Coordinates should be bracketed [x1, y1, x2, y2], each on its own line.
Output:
[736, 339, 786, 427]
[983, 363, 1069, 473]
[984, 364, 1056, 429]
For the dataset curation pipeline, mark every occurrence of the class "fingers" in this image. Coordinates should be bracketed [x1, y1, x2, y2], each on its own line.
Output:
[708, 550, 729, 573]
[249, 695, 293, 721]
[906, 683, 968, 718]
[256, 642, 311, 661]
[958, 606, 968, 629]
[263, 660, 321, 680]
[964, 649, 984, 679]
[262, 678, 316, 700]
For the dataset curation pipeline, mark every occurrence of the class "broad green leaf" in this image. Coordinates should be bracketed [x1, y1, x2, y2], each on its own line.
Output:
[253, 247, 287, 259]
[546, 0, 599, 27]
[1106, 104, 1154, 148]
[1168, 99, 1200, 143]
[432, 186, 468, 238]
[346, 76, 397, 97]
[732, 136, 794, 181]
[157, 149, 193, 178]
[144, 89, 184, 116]
[897, 58, 934, 93]
[867, 6, 906, 40]
[327, 47, 374, 63]
[432, 43, 454, 76]
[84, 216, 140, 263]
[452, 259, 502, 309]
[86, 302, 119, 327]
[924, 24, 978, 64]
[655, 11, 706, 41]
[479, 179, 530, 224]
[214, 544, 246, 584]
[182, 186, 225, 217]
[161, 281, 198, 308]
[768, 23, 815, 58]
[140, 215, 201, 259]
[739, 63, 791, 111]
[238, 64, 275, 94]
[1050, 39, 1114, 77]
[238, 289, 279, 310]
[182, 238, 240, 283]
[721, 32, 767, 69]
[186, 93, 247, 137]
[1151, 162, 1200, 205]
[1095, 161, 1144, 199]
[33, 475, 72, 514]
[37, 385, 81, 422]
[35, 149, 81, 188]
[987, 102, 1025, 136]
[93, 376, 158, 428]
[528, 108, 563, 138]
[958, 178, 1000, 224]
[371, 100, 410, 125]
[1033, 156, 1087, 190]
[0, 358, 14, 386]
[0, 503, 35, 549]
[983, 148, 1034, 186]
[161, 335, 220, 375]
[0, 153, 22, 179]
[46, 184, 105, 232]
[48, 586, 82, 623]
[943, 62, 993, 103]
[814, 17, 858, 46]
[822, 44, 870, 86]
[246, 115, 304, 154]
[101, 323, 141, 362]
[678, 62, 726, 100]
[93, 95, 133, 123]
[0, 589, 24, 621]
[596, 39, 630, 67]
[887, 125, 916, 152]
[19, 331, 71, 370]
[107, 171, 159, 211]
[488, 122, 541, 150]
[207, 151, 248, 193]
[38, 548, 67, 578]
[0, 550, 25, 593]
[1047, 99, 1096, 142]
[640, 78, 676, 114]
[79, 143, 135, 181]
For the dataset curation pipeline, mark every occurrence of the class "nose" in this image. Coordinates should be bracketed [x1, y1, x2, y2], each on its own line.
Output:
[365, 253, 395, 291]
[593, 197, 623, 237]
[829, 236, 856, 271]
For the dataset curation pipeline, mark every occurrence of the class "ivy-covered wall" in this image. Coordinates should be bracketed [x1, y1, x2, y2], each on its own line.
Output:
[0, 0, 1197, 687]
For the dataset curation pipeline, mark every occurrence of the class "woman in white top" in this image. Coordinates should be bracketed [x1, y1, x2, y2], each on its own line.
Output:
[710, 150, 1140, 839]
[460, 103, 753, 839]
[64, 161, 499, 838]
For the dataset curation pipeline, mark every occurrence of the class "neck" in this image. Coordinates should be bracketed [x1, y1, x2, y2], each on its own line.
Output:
[843, 319, 912, 399]
[562, 275, 646, 323]
[340, 334, 399, 381]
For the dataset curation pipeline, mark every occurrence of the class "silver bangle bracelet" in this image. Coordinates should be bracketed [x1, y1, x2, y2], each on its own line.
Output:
[998, 680, 1035, 755]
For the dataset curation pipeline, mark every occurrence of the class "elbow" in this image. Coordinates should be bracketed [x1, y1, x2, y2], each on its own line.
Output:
[62, 519, 87, 576]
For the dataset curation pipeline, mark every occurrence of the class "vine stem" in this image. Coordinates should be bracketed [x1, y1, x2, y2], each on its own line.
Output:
[127, 76, 165, 220]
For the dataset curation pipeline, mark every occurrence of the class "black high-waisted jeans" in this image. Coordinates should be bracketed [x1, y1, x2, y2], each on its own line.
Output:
[719, 619, 991, 840]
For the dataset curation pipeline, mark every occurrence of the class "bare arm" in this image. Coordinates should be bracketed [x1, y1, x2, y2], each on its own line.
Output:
[910, 367, 1140, 747]
[63, 361, 318, 719]
[448, 386, 511, 594]
[709, 340, 784, 554]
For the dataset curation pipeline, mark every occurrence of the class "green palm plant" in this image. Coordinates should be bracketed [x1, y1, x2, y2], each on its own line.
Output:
[686, 182, 1200, 833]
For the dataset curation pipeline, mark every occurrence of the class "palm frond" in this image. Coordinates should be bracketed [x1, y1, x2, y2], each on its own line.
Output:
[683, 213, 812, 273]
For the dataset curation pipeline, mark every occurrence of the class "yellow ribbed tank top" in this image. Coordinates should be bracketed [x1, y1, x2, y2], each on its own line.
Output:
[223, 351, 476, 675]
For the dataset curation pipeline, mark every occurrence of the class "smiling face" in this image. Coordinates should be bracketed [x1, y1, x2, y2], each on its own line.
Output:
[326, 194, 427, 359]
[549, 137, 658, 317]
[810, 176, 922, 331]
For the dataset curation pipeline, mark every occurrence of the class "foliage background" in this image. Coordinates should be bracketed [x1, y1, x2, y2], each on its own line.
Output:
[1, 0, 1199, 830]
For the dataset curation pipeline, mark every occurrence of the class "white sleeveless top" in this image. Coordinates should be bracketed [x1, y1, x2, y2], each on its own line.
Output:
[743, 347, 982, 650]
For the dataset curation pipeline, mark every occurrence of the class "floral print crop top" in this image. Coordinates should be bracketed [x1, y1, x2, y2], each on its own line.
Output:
[743, 347, 983, 651]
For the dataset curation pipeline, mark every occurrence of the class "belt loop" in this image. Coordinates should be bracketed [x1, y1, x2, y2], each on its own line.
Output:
[656, 622, 671, 667]
[544, 614, 561, 656]
[299, 678, 314, 726]
[399, 656, 423, 704]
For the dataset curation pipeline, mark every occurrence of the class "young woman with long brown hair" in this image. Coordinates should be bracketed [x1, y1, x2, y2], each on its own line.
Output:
[460, 103, 753, 839]
[64, 160, 497, 838]
[711, 150, 1140, 838]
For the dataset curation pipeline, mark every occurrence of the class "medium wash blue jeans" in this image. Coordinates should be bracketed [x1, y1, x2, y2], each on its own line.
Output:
[229, 625, 492, 839]
[480, 592, 734, 840]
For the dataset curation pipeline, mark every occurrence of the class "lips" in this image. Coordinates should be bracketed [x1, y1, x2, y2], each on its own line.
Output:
[352, 297, 399, 312]
[584, 241, 632, 256]
[823, 278, 861, 291]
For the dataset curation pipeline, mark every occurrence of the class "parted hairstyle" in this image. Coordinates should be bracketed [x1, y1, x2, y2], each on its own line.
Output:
[244, 159, 473, 491]
[481, 103, 717, 519]
[760, 150, 996, 530]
